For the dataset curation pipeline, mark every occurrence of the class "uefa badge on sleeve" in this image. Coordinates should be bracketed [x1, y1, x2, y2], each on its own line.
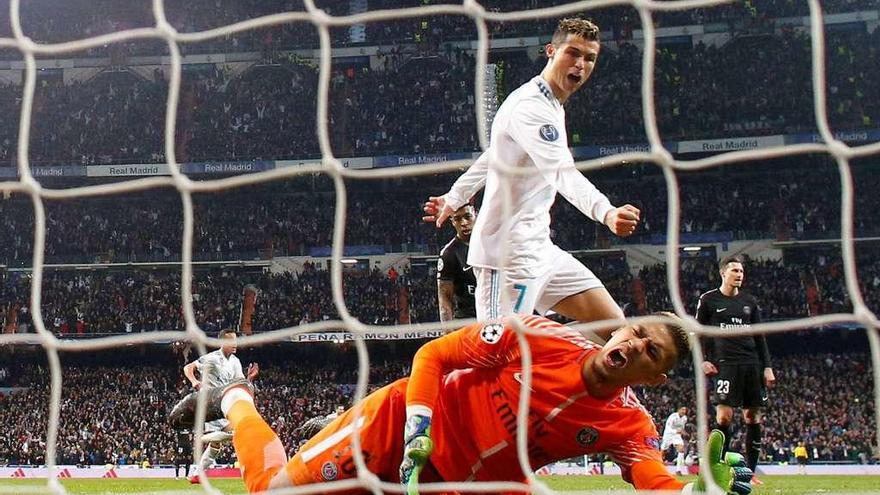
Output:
[480, 323, 505, 344]
[539, 124, 559, 142]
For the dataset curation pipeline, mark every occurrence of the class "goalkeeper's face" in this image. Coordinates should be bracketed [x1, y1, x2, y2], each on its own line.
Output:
[543, 34, 600, 102]
[592, 323, 679, 387]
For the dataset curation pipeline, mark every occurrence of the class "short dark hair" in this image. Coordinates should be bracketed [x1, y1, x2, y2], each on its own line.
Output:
[551, 17, 600, 46]
[719, 255, 745, 272]
[654, 312, 690, 365]
[218, 328, 237, 339]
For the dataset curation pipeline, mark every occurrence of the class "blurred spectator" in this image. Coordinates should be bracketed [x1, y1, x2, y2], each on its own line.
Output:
[1, 160, 879, 265]
[0, 345, 873, 466]
[0, 27, 874, 166]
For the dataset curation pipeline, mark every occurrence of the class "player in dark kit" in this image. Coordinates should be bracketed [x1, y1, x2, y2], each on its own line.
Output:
[696, 255, 776, 485]
[437, 204, 477, 322]
[174, 429, 193, 479]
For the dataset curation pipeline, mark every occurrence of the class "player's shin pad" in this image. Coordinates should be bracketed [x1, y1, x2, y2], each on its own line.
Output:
[693, 430, 753, 495]
[400, 415, 433, 495]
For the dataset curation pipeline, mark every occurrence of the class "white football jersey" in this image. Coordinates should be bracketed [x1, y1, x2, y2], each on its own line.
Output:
[663, 412, 687, 437]
[444, 75, 613, 278]
[197, 349, 244, 389]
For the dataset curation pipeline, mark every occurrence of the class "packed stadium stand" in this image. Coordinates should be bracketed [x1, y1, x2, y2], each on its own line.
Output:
[1, 159, 878, 266]
[0, 338, 874, 467]
[0, 27, 875, 165]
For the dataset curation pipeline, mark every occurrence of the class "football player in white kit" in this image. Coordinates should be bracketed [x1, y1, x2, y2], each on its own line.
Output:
[423, 18, 640, 336]
[661, 406, 689, 475]
[181, 328, 259, 483]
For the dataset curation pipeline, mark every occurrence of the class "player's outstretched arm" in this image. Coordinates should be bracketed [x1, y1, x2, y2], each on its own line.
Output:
[406, 321, 517, 411]
[603, 204, 641, 237]
[620, 431, 750, 493]
[422, 196, 453, 227]
[183, 360, 201, 390]
[401, 322, 518, 493]
[423, 152, 489, 227]
[507, 101, 643, 233]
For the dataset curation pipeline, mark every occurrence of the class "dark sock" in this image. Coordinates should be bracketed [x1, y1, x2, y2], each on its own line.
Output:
[717, 423, 732, 456]
[746, 423, 762, 472]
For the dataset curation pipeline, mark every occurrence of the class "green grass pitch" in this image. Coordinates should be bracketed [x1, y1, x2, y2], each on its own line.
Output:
[2, 476, 879, 494]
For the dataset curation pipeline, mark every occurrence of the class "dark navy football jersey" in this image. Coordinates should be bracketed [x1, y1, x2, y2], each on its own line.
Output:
[696, 289, 771, 366]
[438, 237, 477, 318]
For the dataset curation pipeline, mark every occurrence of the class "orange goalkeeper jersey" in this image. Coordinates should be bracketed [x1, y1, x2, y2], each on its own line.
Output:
[407, 315, 682, 490]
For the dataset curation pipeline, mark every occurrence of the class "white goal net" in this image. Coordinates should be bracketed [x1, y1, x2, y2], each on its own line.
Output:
[0, 0, 878, 494]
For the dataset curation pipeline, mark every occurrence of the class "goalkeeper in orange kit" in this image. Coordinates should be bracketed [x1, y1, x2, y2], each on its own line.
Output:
[171, 314, 752, 494]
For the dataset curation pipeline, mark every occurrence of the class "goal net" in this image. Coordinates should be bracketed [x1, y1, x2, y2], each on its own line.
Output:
[0, 0, 878, 494]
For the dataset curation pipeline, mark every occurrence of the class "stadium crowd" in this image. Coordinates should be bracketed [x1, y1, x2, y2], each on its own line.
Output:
[367, 0, 880, 47]
[0, 183, 444, 265]
[0, 0, 350, 56]
[639, 248, 880, 320]
[2, 245, 879, 335]
[0, 262, 403, 335]
[1, 159, 877, 267]
[499, 27, 878, 146]
[0, 0, 876, 56]
[0, 26, 874, 167]
[641, 351, 877, 465]
[0, 353, 410, 467]
[0, 344, 874, 467]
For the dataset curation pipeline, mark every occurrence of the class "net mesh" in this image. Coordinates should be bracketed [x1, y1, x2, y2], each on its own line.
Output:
[0, 0, 878, 494]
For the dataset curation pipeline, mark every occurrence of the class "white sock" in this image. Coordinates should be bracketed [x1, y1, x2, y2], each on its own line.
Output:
[220, 387, 254, 417]
[676, 452, 685, 474]
[201, 430, 234, 443]
[199, 444, 218, 472]
[405, 404, 433, 419]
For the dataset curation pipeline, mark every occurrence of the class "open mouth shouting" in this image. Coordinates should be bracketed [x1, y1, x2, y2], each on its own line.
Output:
[605, 347, 629, 369]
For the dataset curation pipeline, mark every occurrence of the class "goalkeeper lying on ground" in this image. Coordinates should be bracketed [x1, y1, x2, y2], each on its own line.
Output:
[170, 314, 752, 494]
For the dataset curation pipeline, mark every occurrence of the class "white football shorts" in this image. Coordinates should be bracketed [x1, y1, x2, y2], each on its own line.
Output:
[474, 246, 604, 321]
[661, 434, 685, 450]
